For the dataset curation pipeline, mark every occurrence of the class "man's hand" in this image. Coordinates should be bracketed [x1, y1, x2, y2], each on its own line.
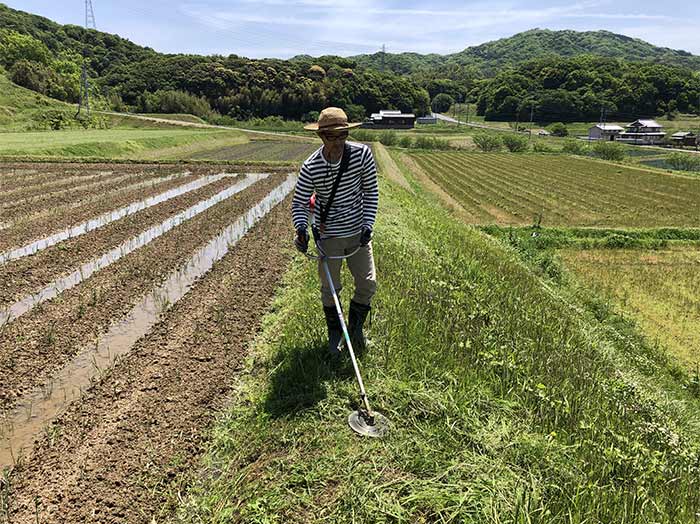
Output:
[294, 227, 309, 253]
[360, 226, 372, 246]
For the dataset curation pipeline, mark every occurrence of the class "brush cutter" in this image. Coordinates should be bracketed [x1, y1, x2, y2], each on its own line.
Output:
[302, 194, 389, 438]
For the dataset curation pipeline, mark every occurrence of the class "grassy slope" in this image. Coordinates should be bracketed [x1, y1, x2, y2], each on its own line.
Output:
[0, 127, 250, 159]
[0, 71, 73, 132]
[174, 147, 700, 523]
[561, 247, 700, 369]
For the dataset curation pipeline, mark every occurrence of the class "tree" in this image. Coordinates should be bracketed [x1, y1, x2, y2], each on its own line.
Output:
[431, 93, 454, 113]
[548, 122, 569, 137]
[473, 133, 502, 152]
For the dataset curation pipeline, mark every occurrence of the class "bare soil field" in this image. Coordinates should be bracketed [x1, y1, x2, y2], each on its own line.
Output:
[0, 171, 286, 412]
[2, 193, 293, 522]
[0, 159, 298, 522]
[191, 139, 318, 162]
[0, 175, 248, 306]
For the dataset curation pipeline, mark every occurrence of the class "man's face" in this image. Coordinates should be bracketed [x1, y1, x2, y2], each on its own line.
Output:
[318, 129, 348, 149]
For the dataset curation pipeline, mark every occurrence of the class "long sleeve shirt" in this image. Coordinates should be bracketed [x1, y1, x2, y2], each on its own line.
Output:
[291, 141, 379, 238]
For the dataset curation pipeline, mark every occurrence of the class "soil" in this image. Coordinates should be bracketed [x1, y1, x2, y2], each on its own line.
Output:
[0, 163, 289, 252]
[0, 175, 247, 307]
[3, 193, 294, 523]
[0, 172, 287, 414]
[1, 172, 143, 213]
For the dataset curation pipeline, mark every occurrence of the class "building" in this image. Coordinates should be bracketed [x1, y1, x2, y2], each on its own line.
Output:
[588, 124, 624, 141]
[362, 110, 416, 129]
[617, 119, 666, 145]
[416, 113, 438, 125]
[671, 131, 698, 147]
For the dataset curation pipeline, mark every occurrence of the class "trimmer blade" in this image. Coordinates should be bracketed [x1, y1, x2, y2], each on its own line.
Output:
[348, 410, 390, 438]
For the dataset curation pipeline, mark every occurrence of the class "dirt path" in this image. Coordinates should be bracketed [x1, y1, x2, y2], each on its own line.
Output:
[0, 176, 244, 306]
[3, 195, 293, 523]
[0, 174, 286, 414]
[372, 142, 413, 192]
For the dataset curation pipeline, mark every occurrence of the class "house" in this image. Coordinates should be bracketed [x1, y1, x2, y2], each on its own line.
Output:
[671, 131, 698, 147]
[362, 110, 416, 129]
[416, 113, 438, 125]
[588, 124, 624, 141]
[617, 119, 666, 145]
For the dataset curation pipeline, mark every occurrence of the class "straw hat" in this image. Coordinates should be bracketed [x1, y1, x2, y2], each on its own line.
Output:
[304, 107, 362, 131]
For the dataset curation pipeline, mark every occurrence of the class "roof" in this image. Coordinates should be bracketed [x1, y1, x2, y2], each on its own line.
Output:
[672, 131, 695, 138]
[591, 124, 624, 131]
[370, 111, 416, 120]
[628, 119, 662, 128]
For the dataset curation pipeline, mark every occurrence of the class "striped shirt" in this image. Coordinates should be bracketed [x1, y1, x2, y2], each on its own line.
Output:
[292, 141, 379, 238]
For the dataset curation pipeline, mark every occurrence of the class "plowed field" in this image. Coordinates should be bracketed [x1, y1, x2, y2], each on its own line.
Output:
[406, 151, 700, 227]
[0, 162, 296, 522]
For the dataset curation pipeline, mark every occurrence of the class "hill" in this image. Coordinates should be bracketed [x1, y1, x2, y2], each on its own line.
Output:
[351, 29, 700, 75]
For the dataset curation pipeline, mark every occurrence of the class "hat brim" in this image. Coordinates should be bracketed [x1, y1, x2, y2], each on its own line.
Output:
[304, 122, 363, 131]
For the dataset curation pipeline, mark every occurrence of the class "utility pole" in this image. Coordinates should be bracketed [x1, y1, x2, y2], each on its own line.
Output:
[76, 0, 96, 118]
[528, 101, 535, 141]
[465, 102, 470, 126]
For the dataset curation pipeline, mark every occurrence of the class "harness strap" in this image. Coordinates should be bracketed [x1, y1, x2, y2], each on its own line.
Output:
[318, 143, 352, 233]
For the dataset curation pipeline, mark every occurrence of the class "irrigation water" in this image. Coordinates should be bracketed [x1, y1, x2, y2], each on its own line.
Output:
[0, 171, 237, 264]
[0, 174, 296, 468]
[0, 174, 266, 325]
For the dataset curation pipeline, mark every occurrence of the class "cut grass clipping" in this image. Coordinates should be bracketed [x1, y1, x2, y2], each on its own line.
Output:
[177, 174, 700, 522]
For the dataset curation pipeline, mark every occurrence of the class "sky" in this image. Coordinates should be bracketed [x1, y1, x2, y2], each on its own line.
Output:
[5, 0, 699, 59]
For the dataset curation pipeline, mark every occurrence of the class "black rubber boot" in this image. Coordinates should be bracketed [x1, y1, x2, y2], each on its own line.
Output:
[348, 300, 371, 354]
[323, 306, 343, 356]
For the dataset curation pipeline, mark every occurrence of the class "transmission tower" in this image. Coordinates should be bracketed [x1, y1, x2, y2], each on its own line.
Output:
[380, 44, 385, 73]
[76, 0, 96, 118]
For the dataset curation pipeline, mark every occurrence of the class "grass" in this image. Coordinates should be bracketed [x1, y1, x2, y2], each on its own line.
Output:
[174, 152, 700, 523]
[0, 128, 248, 159]
[406, 151, 700, 227]
[561, 247, 700, 369]
[0, 72, 74, 133]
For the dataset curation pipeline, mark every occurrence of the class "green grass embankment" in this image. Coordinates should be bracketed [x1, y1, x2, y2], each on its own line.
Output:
[174, 149, 700, 522]
[0, 128, 247, 159]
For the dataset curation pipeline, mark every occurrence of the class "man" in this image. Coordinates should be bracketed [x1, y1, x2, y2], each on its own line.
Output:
[291, 107, 379, 355]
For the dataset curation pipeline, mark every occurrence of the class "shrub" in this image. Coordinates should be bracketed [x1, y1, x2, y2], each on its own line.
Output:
[473, 133, 502, 152]
[139, 89, 214, 120]
[667, 152, 700, 172]
[378, 130, 398, 146]
[350, 128, 374, 142]
[548, 122, 569, 137]
[413, 135, 451, 150]
[533, 141, 553, 153]
[591, 141, 625, 161]
[501, 133, 529, 152]
[398, 135, 413, 148]
[431, 93, 454, 113]
[562, 139, 588, 155]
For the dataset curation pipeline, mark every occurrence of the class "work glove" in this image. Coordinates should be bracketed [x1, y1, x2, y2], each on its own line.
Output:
[294, 227, 309, 253]
[360, 226, 372, 246]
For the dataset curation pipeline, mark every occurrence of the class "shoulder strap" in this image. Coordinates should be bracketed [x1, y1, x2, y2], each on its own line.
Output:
[319, 143, 352, 230]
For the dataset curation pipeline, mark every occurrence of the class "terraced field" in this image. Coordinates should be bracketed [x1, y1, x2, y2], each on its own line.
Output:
[191, 139, 319, 162]
[406, 151, 700, 227]
[0, 161, 296, 521]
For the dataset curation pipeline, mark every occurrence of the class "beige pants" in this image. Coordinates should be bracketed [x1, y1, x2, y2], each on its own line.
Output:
[318, 233, 377, 307]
